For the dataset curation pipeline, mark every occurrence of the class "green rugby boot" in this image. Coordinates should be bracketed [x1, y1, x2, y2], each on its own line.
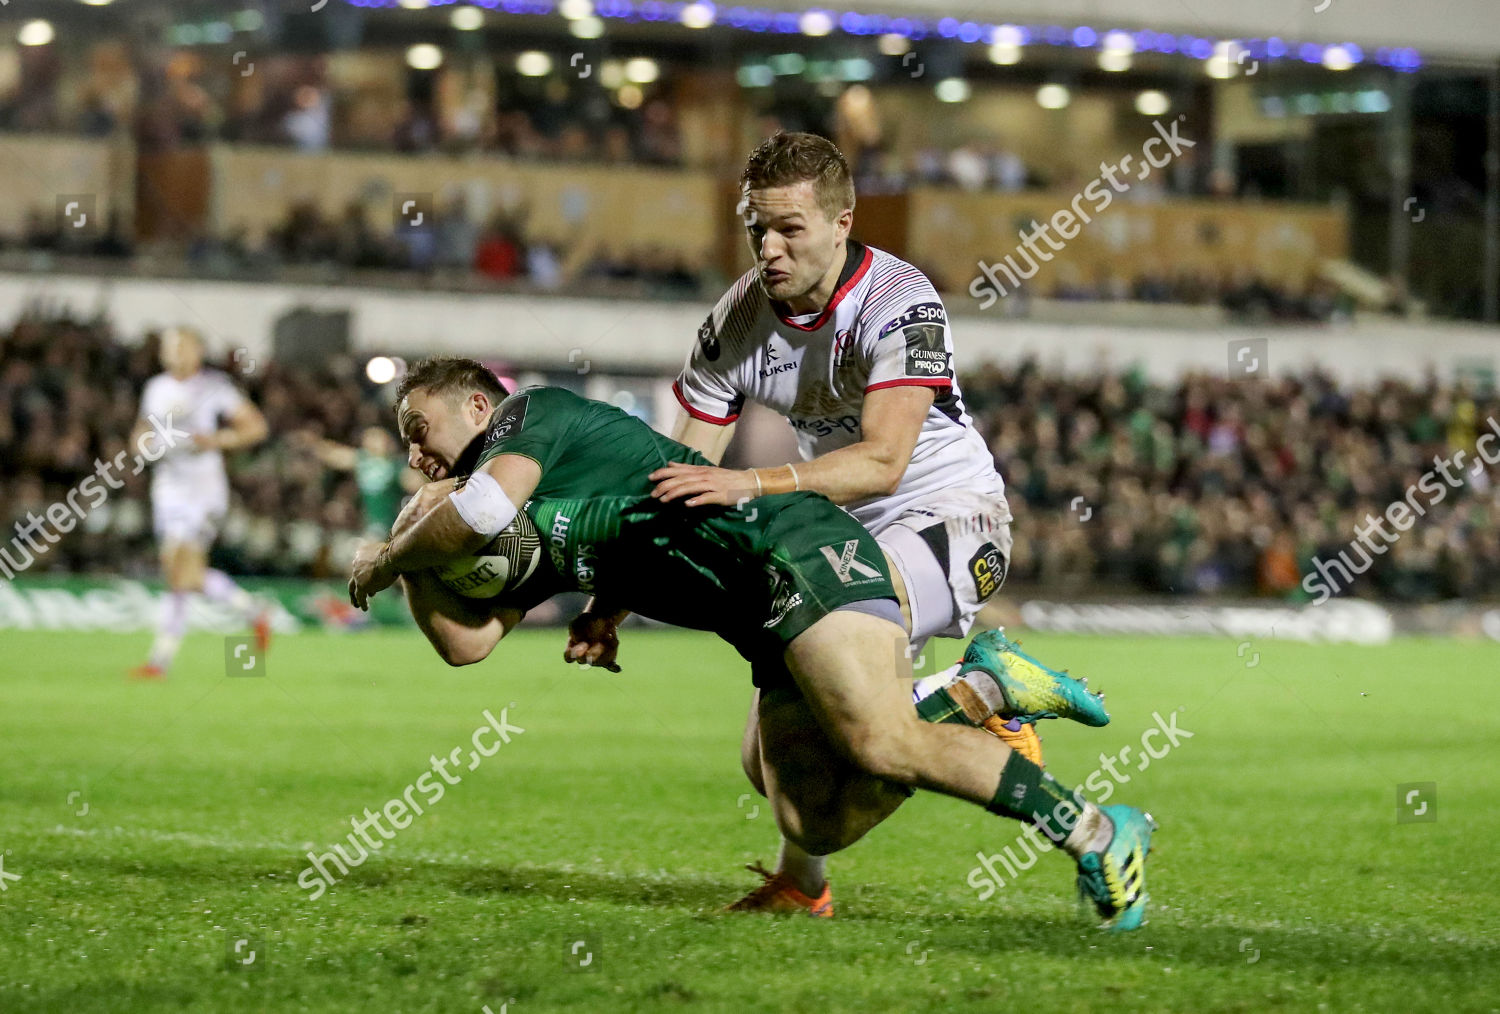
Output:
[1076, 805, 1157, 932]
[955, 629, 1110, 728]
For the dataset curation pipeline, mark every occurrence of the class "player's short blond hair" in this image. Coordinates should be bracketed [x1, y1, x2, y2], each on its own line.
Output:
[740, 132, 855, 222]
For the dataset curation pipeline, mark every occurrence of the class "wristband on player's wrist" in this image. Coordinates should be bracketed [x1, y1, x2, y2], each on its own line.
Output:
[749, 464, 801, 496]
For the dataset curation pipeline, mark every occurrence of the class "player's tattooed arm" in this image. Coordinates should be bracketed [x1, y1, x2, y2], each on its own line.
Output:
[350, 455, 542, 609]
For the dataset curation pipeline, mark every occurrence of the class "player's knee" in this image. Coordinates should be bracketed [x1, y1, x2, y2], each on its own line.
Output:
[773, 799, 852, 856]
[436, 636, 492, 668]
[741, 743, 767, 797]
[843, 725, 921, 785]
[784, 821, 851, 858]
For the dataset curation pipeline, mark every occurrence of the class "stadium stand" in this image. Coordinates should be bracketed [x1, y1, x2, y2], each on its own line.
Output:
[5, 310, 1497, 599]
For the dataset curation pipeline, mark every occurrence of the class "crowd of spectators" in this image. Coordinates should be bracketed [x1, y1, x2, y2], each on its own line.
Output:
[5, 196, 1320, 314]
[5, 312, 1499, 602]
[4, 198, 717, 301]
[1048, 271, 1343, 322]
[965, 360, 1500, 600]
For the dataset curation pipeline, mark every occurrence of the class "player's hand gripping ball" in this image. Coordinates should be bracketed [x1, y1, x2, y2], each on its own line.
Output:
[433, 509, 544, 599]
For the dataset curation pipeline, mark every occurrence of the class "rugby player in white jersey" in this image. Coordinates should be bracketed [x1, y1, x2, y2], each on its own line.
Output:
[128, 327, 270, 679]
[565, 132, 1102, 915]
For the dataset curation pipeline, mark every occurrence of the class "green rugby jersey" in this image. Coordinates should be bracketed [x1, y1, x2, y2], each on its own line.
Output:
[452, 386, 897, 671]
[354, 449, 404, 534]
[462, 386, 712, 500]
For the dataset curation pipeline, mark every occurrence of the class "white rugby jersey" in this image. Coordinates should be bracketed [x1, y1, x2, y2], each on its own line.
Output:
[138, 368, 244, 495]
[674, 240, 1008, 533]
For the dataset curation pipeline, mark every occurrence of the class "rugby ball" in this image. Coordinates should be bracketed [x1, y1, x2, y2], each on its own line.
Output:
[434, 510, 544, 599]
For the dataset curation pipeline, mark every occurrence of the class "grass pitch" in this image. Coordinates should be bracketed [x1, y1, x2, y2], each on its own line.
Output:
[1, 625, 1496, 1013]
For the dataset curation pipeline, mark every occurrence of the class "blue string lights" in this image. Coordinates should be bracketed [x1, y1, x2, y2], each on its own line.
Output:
[337, 0, 1423, 71]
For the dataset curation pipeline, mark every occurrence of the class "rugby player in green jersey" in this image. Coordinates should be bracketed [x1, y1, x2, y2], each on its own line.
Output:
[347, 357, 1158, 930]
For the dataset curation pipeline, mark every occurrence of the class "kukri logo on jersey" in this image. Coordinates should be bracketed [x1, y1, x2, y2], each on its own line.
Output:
[759, 341, 798, 378]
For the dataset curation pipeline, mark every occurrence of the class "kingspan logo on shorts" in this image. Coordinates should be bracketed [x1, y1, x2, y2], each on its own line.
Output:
[819, 540, 885, 585]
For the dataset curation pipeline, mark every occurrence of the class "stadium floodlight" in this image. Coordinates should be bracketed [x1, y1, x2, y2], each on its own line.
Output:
[989, 42, 1022, 65]
[681, 2, 715, 29]
[516, 51, 552, 76]
[1036, 83, 1071, 109]
[569, 16, 604, 38]
[993, 24, 1025, 46]
[624, 57, 659, 83]
[1205, 40, 1238, 79]
[365, 357, 398, 385]
[1322, 44, 1355, 71]
[558, 0, 594, 20]
[1134, 89, 1170, 116]
[934, 78, 970, 103]
[450, 7, 484, 30]
[877, 33, 910, 56]
[799, 10, 834, 37]
[17, 20, 55, 46]
[406, 44, 444, 70]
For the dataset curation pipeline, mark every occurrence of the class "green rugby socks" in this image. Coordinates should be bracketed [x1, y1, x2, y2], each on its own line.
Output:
[986, 750, 1087, 846]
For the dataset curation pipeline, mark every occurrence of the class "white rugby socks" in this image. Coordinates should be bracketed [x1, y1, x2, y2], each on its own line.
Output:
[911, 662, 962, 703]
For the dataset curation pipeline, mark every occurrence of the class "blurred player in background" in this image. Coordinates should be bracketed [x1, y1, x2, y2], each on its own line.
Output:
[294, 426, 419, 538]
[128, 327, 270, 680]
[637, 132, 1070, 913]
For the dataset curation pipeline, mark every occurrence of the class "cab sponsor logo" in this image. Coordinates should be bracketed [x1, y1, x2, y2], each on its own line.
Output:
[697, 316, 721, 361]
[491, 395, 530, 442]
[903, 323, 949, 378]
[968, 544, 1007, 600]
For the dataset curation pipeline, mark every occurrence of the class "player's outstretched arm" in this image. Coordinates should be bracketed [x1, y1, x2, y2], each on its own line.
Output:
[650, 386, 932, 507]
[402, 571, 520, 667]
[350, 455, 542, 609]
